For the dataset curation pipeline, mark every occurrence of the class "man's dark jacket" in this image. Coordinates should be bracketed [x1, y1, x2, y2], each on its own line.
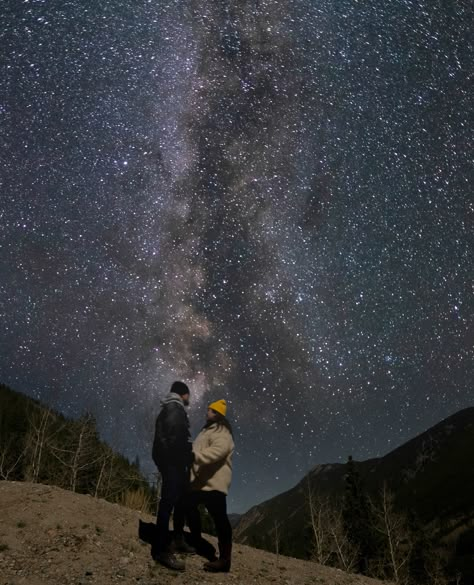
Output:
[152, 392, 193, 470]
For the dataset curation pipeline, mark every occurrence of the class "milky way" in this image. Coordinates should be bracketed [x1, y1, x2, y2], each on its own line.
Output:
[1, 0, 472, 511]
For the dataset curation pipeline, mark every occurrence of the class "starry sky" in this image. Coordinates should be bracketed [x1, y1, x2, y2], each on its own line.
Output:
[1, 0, 472, 513]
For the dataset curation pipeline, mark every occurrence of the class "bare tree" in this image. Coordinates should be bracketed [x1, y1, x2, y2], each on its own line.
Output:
[328, 507, 359, 572]
[0, 438, 27, 480]
[94, 450, 150, 503]
[94, 446, 115, 498]
[306, 480, 358, 572]
[99, 451, 139, 501]
[102, 451, 117, 499]
[371, 483, 412, 584]
[307, 481, 333, 565]
[423, 556, 454, 585]
[24, 407, 54, 483]
[50, 413, 102, 492]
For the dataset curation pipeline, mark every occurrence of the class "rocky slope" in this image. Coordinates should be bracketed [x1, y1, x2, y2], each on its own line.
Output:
[0, 481, 391, 585]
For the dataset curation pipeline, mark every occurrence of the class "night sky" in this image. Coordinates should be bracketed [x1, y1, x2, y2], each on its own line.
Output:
[1, 0, 472, 513]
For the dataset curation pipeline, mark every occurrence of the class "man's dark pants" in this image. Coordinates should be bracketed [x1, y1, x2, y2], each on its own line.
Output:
[152, 464, 188, 557]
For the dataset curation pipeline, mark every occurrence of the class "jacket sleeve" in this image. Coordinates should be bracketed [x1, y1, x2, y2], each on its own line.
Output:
[152, 415, 163, 466]
[153, 403, 192, 467]
[194, 431, 232, 467]
[166, 404, 191, 453]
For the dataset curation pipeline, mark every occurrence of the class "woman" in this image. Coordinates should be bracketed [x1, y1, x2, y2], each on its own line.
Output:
[187, 399, 234, 572]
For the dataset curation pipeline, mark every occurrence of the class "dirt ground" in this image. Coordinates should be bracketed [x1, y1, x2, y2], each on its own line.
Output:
[0, 481, 391, 585]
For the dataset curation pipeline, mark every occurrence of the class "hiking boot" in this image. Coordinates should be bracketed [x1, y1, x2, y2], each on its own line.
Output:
[174, 535, 196, 554]
[156, 551, 185, 571]
[203, 558, 231, 572]
[203, 542, 231, 573]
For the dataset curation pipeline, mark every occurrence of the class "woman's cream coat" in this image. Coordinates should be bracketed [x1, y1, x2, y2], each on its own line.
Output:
[191, 423, 234, 495]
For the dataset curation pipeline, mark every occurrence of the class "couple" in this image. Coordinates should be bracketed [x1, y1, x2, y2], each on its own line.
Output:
[151, 381, 234, 572]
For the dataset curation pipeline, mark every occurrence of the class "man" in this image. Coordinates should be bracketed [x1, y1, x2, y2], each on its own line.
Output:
[151, 381, 193, 571]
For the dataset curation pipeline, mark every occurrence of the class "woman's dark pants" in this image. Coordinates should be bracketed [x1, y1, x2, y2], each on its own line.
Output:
[187, 490, 232, 549]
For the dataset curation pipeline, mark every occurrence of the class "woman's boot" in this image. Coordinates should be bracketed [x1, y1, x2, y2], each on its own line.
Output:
[203, 542, 232, 572]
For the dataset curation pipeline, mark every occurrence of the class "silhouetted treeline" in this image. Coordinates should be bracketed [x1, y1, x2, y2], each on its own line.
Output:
[0, 383, 156, 513]
[244, 455, 473, 585]
[236, 408, 474, 585]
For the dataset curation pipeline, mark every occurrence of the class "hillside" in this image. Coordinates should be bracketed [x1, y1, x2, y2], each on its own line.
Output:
[234, 407, 474, 582]
[0, 481, 391, 585]
[0, 383, 154, 509]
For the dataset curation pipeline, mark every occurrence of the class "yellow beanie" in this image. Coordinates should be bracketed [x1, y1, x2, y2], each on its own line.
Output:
[209, 399, 227, 417]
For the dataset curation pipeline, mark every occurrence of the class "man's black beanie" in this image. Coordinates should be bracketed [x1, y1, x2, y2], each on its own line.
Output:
[171, 381, 190, 396]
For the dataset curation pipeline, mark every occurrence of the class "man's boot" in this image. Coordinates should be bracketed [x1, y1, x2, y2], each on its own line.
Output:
[155, 550, 185, 571]
[203, 542, 232, 573]
[173, 533, 196, 554]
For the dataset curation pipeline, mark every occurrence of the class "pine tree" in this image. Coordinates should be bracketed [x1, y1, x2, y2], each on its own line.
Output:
[342, 455, 379, 574]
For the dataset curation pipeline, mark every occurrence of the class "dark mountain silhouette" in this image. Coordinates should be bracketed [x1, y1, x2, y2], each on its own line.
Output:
[235, 407, 474, 582]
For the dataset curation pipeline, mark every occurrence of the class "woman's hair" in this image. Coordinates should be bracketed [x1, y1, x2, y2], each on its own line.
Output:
[204, 413, 233, 437]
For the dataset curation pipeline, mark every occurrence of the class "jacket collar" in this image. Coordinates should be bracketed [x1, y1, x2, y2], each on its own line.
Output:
[161, 392, 185, 409]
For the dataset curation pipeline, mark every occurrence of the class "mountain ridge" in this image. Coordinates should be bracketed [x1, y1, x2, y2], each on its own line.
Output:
[234, 406, 474, 583]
